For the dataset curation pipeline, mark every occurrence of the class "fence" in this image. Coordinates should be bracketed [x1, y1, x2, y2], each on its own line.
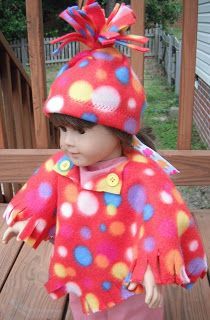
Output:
[10, 27, 181, 94]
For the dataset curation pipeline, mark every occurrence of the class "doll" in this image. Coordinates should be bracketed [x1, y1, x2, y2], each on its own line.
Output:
[1, 1, 208, 319]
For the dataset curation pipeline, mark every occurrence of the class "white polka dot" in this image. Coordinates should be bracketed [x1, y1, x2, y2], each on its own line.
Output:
[60, 202, 73, 218]
[45, 95, 64, 112]
[58, 246, 68, 257]
[50, 293, 58, 300]
[160, 191, 173, 204]
[92, 86, 121, 112]
[130, 223, 137, 236]
[83, 181, 94, 190]
[189, 240, 199, 252]
[128, 98, 136, 109]
[77, 191, 99, 216]
[36, 219, 47, 232]
[125, 247, 134, 262]
[66, 282, 82, 296]
[143, 168, 155, 176]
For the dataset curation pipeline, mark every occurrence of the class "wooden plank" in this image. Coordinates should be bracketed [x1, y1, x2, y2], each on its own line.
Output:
[177, 0, 198, 149]
[164, 210, 210, 320]
[0, 32, 31, 86]
[131, 0, 145, 85]
[25, 0, 49, 148]
[0, 149, 210, 185]
[21, 81, 34, 148]
[0, 205, 67, 320]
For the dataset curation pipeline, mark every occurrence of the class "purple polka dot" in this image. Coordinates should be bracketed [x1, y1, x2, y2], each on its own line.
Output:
[144, 237, 155, 252]
[121, 286, 135, 299]
[92, 51, 114, 61]
[38, 182, 52, 198]
[187, 258, 206, 276]
[128, 184, 146, 214]
[80, 226, 92, 240]
[124, 118, 137, 134]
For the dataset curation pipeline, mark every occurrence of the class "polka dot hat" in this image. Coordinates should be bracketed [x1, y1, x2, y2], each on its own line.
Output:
[43, 0, 149, 134]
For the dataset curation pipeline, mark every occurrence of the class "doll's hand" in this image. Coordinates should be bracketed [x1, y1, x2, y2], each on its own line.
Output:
[127, 265, 163, 308]
[1, 220, 30, 244]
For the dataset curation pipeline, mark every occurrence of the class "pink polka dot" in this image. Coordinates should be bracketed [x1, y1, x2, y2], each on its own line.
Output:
[189, 240, 199, 252]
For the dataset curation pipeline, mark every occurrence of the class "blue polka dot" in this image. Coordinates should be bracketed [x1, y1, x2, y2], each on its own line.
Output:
[128, 184, 146, 214]
[93, 52, 114, 61]
[56, 63, 69, 78]
[81, 112, 98, 123]
[124, 118, 137, 134]
[79, 60, 89, 68]
[187, 258, 206, 276]
[121, 286, 135, 299]
[38, 182, 52, 199]
[99, 223, 107, 232]
[143, 204, 154, 221]
[104, 193, 122, 207]
[109, 25, 119, 32]
[115, 66, 130, 85]
[58, 155, 73, 171]
[102, 281, 112, 291]
[80, 226, 92, 240]
[123, 272, 132, 283]
[185, 283, 194, 290]
[144, 237, 155, 252]
[74, 245, 93, 267]
[141, 101, 147, 114]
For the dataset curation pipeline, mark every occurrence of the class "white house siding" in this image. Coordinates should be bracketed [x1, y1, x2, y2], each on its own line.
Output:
[196, 0, 210, 85]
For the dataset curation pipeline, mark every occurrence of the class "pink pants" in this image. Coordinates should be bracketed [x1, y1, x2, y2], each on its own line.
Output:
[69, 293, 164, 320]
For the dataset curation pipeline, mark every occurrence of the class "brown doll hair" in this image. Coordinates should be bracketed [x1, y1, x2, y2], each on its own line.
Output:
[49, 113, 156, 151]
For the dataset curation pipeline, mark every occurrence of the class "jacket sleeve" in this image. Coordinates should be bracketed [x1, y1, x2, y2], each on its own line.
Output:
[2, 152, 62, 249]
[128, 158, 208, 287]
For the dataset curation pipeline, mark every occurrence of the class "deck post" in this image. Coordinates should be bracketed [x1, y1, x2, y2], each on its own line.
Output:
[25, 0, 49, 148]
[131, 0, 145, 85]
[177, 0, 198, 149]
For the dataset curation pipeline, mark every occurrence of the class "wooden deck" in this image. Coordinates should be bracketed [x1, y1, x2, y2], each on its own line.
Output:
[0, 204, 209, 320]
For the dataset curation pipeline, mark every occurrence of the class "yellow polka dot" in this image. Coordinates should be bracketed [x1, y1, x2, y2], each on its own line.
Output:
[96, 69, 107, 80]
[177, 210, 190, 237]
[95, 254, 109, 268]
[132, 155, 148, 163]
[106, 204, 117, 216]
[45, 159, 54, 172]
[109, 221, 125, 236]
[172, 188, 184, 204]
[69, 80, 93, 102]
[157, 160, 168, 169]
[85, 293, 99, 313]
[66, 267, 76, 277]
[54, 263, 67, 278]
[25, 237, 36, 247]
[64, 183, 78, 202]
[139, 226, 144, 239]
[111, 262, 129, 280]
[165, 250, 183, 275]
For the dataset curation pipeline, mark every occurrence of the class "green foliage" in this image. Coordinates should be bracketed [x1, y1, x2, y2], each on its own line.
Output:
[145, 0, 182, 29]
[0, 0, 26, 41]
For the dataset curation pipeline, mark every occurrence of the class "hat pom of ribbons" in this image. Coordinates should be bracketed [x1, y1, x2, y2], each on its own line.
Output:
[44, 0, 149, 135]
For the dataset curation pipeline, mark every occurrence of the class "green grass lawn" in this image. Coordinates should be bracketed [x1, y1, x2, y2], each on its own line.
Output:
[143, 64, 207, 150]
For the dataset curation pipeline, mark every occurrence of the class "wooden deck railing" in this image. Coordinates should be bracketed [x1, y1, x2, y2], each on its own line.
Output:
[0, 32, 59, 203]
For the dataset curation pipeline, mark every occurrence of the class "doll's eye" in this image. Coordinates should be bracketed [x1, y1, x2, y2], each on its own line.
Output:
[78, 128, 86, 134]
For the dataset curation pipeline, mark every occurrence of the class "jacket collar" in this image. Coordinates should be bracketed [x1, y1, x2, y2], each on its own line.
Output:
[52, 151, 138, 194]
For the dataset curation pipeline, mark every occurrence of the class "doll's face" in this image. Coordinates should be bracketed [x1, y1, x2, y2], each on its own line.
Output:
[59, 124, 122, 166]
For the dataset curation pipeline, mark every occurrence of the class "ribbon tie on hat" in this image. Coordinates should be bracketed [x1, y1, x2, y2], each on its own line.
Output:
[51, 1, 149, 61]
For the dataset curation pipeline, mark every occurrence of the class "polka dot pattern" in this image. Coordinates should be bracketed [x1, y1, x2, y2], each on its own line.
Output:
[69, 80, 93, 102]
[45, 95, 64, 113]
[92, 86, 121, 112]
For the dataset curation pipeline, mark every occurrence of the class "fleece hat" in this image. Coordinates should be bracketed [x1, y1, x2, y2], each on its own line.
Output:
[43, 0, 149, 134]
